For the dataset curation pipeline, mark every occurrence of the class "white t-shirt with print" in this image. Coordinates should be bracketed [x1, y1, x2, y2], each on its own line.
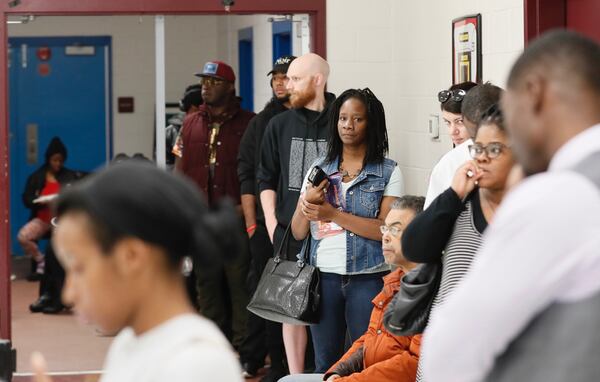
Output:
[100, 314, 242, 382]
[300, 165, 404, 275]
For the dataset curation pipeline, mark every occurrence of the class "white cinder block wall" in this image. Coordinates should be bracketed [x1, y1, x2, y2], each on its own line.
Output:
[9, 15, 219, 158]
[8, 2, 525, 194]
[326, 0, 524, 195]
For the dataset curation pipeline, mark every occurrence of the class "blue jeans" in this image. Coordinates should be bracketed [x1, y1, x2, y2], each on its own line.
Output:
[310, 271, 387, 373]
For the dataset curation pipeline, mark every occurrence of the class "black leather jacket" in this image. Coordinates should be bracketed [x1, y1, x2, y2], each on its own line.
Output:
[22, 165, 85, 219]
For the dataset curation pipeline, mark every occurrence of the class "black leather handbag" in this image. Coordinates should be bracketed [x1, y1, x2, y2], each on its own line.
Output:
[247, 225, 320, 325]
[383, 261, 441, 336]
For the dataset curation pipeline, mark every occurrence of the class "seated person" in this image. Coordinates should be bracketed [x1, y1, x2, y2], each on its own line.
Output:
[280, 195, 424, 382]
[19, 137, 82, 281]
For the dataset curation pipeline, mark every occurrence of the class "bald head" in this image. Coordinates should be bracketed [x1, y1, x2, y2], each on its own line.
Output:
[289, 53, 330, 81]
[286, 53, 330, 110]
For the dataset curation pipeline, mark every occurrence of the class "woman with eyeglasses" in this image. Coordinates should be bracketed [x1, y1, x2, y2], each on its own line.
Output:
[289, 88, 405, 373]
[401, 105, 515, 381]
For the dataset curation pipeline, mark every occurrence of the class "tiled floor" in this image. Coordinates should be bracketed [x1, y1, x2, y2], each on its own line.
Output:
[9, 264, 267, 381]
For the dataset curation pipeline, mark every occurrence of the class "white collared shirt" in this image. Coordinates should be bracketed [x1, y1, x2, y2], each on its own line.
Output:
[424, 139, 472, 209]
[422, 125, 600, 382]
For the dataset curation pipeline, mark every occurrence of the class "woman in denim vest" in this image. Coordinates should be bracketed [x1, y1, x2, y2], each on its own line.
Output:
[291, 88, 404, 373]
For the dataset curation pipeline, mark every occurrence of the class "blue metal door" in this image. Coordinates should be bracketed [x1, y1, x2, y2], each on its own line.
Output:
[8, 36, 112, 256]
[272, 20, 292, 60]
[238, 28, 254, 112]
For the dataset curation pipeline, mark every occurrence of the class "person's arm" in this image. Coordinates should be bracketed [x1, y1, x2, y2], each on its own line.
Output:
[323, 333, 369, 380]
[174, 118, 192, 173]
[238, 117, 259, 236]
[402, 161, 480, 263]
[422, 174, 600, 382]
[300, 196, 395, 241]
[257, 121, 280, 243]
[22, 172, 40, 210]
[334, 335, 420, 382]
[260, 190, 278, 242]
[424, 158, 452, 209]
[291, 173, 328, 240]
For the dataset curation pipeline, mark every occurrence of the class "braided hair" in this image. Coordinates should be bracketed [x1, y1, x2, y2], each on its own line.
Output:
[326, 88, 389, 166]
[476, 103, 506, 136]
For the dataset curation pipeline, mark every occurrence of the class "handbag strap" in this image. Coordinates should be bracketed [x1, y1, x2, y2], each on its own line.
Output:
[274, 223, 293, 262]
[274, 223, 312, 265]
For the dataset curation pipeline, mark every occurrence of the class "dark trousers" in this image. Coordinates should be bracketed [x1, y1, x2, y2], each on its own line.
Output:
[239, 223, 288, 371]
[310, 271, 387, 373]
[39, 243, 65, 304]
[195, 226, 250, 350]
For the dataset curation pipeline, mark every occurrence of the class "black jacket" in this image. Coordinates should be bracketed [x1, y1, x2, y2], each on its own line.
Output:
[257, 92, 336, 227]
[23, 165, 85, 219]
[402, 188, 487, 263]
[237, 97, 289, 222]
[165, 112, 185, 166]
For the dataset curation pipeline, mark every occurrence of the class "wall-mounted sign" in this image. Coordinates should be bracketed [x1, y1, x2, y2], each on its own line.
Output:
[65, 45, 95, 56]
[452, 14, 482, 84]
[118, 97, 134, 113]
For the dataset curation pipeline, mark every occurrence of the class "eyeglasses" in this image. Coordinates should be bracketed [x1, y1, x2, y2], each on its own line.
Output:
[468, 142, 510, 159]
[438, 89, 466, 103]
[200, 77, 225, 87]
[380, 225, 402, 237]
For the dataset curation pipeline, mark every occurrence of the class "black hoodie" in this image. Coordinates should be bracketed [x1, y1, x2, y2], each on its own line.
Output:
[237, 97, 289, 222]
[257, 92, 336, 228]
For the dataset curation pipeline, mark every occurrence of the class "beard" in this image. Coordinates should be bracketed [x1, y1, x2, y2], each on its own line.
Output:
[289, 86, 317, 109]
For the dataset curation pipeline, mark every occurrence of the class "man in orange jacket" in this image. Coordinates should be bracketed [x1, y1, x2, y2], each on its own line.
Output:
[280, 195, 424, 382]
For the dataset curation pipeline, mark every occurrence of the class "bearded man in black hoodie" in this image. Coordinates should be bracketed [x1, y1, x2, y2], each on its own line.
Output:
[257, 52, 335, 376]
[237, 55, 296, 381]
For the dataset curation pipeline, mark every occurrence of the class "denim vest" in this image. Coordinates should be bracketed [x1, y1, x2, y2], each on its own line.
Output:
[299, 156, 396, 275]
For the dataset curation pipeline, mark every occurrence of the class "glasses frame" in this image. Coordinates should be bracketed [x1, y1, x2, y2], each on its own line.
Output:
[468, 142, 510, 159]
[379, 225, 402, 237]
[438, 89, 466, 103]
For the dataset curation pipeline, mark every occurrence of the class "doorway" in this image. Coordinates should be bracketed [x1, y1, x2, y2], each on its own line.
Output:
[8, 36, 112, 258]
[272, 20, 292, 59]
[238, 27, 254, 112]
[0, 1, 327, 369]
[525, 0, 600, 44]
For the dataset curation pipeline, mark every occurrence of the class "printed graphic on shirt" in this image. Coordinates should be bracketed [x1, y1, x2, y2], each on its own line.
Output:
[288, 137, 328, 191]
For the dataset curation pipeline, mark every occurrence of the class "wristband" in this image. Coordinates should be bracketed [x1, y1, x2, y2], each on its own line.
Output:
[246, 224, 257, 233]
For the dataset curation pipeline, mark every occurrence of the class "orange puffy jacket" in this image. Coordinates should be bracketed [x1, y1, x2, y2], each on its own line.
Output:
[324, 268, 421, 382]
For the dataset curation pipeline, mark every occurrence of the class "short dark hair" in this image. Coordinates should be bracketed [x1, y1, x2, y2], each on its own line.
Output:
[326, 88, 389, 166]
[180, 84, 203, 112]
[508, 30, 600, 96]
[461, 82, 503, 124]
[441, 81, 478, 114]
[391, 195, 425, 214]
[56, 162, 243, 270]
